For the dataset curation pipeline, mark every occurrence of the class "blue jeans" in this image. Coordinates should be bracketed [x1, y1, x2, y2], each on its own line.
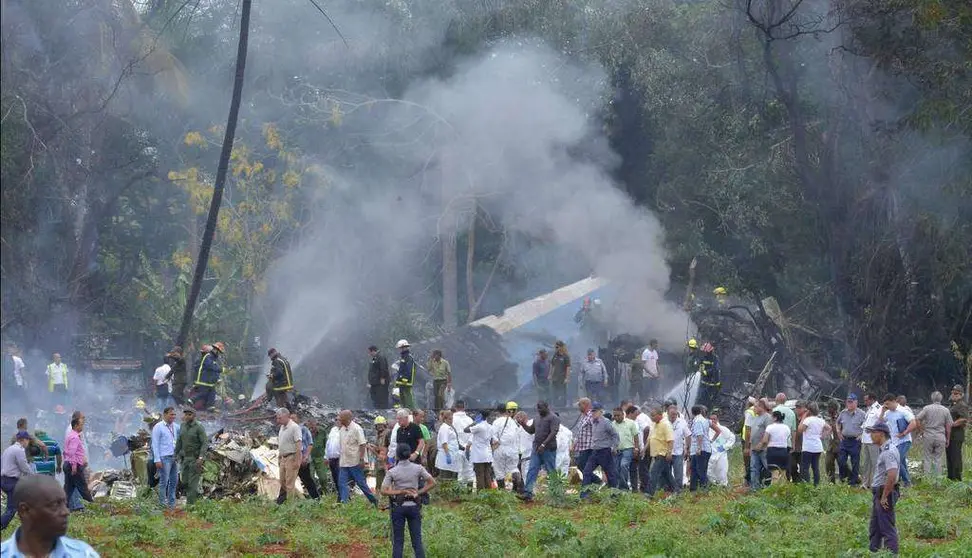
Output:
[616, 448, 633, 490]
[68, 487, 83, 511]
[581, 448, 616, 496]
[158, 456, 179, 509]
[648, 456, 675, 497]
[524, 450, 558, 496]
[690, 452, 710, 491]
[750, 450, 768, 490]
[391, 504, 424, 558]
[838, 438, 862, 485]
[338, 465, 378, 504]
[896, 441, 912, 486]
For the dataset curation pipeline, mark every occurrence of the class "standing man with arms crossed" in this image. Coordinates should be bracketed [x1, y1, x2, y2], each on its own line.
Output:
[367, 346, 390, 409]
[945, 385, 968, 481]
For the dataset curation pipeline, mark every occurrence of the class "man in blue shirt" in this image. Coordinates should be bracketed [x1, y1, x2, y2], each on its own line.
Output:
[151, 407, 180, 510]
[0, 475, 99, 557]
[689, 405, 713, 491]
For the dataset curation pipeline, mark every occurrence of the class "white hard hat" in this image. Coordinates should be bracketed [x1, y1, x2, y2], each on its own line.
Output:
[396, 339, 410, 349]
[593, 298, 602, 305]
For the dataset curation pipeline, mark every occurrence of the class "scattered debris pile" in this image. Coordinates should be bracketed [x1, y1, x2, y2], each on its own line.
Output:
[88, 469, 138, 500]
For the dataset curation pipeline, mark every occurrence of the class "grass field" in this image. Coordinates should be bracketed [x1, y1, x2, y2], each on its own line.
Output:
[21, 450, 972, 556]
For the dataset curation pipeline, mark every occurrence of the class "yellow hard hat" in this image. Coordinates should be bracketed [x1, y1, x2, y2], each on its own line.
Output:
[135, 399, 146, 410]
[374, 416, 387, 425]
[505, 401, 518, 411]
[687, 339, 698, 349]
[713, 286, 727, 296]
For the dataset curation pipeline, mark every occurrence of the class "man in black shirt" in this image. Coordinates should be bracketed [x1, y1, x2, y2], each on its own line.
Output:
[367, 346, 390, 408]
[394, 409, 425, 464]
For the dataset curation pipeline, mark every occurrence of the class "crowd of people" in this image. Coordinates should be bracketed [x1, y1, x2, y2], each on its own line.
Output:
[1, 336, 968, 558]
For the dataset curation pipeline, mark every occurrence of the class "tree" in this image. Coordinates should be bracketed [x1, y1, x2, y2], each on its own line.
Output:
[175, 0, 252, 349]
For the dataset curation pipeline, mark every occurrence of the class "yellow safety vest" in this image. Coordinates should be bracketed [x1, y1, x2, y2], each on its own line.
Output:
[47, 363, 68, 391]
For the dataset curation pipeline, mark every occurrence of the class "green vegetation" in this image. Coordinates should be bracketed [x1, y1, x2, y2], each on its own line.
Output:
[52, 450, 972, 557]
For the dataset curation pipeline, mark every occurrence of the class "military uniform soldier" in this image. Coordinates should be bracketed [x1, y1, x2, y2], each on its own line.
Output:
[175, 407, 208, 505]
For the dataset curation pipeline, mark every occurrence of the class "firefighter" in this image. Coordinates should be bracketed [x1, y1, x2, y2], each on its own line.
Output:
[164, 346, 188, 405]
[685, 338, 701, 377]
[697, 342, 721, 410]
[267, 348, 294, 409]
[191, 342, 223, 412]
[713, 286, 729, 307]
[395, 340, 417, 409]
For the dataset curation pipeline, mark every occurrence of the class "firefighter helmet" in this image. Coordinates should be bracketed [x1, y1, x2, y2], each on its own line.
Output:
[687, 338, 698, 349]
[396, 339, 410, 349]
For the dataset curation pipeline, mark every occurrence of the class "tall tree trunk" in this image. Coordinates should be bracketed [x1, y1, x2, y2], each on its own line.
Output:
[465, 203, 477, 321]
[175, 0, 251, 347]
[442, 216, 459, 331]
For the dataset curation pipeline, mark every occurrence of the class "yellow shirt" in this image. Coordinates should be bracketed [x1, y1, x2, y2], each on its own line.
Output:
[648, 418, 674, 457]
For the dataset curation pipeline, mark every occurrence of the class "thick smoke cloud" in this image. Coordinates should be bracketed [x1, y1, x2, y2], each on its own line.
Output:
[265, 40, 688, 372]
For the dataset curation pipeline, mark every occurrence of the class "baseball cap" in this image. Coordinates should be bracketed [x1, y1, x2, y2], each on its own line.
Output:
[952, 385, 964, 394]
[846, 393, 858, 401]
[592, 401, 604, 411]
[15, 431, 30, 441]
[865, 422, 891, 435]
[183, 407, 196, 415]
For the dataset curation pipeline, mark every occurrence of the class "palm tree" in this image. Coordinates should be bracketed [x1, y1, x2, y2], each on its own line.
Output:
[175, 0, 252, 348]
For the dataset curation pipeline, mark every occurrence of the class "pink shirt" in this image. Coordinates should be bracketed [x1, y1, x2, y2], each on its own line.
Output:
[64, 429, 87, 466]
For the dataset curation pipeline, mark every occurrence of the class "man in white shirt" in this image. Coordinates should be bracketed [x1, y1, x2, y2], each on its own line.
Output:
[153, 362, 172, 410]
[879, 394, 917, 486]
[641, 340, 661, 399]
[451, 401, 475, 483]
[275, 408, 303, 503]
[665, 402, 691, 492]
[860, 393, 883, 486]
[627, 405, 653, 493]
[336, 410, 378, 505]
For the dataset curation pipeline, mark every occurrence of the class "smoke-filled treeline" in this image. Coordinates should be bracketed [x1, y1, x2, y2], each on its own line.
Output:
[1, 0, 969, 395]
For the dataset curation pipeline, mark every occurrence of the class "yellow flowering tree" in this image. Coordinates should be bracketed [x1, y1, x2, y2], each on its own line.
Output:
[146, 123, 308, 354]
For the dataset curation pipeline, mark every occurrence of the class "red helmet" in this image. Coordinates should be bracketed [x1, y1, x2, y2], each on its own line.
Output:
[200, 344, 212, 353]
[212, 341, 226, 353]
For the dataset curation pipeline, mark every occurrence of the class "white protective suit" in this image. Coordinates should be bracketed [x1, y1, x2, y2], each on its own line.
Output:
[452, 410, 475, 482]
[435, 423, 461, 473]
[707, 422, 736, 486]
[518, 419, 535, 472]
[492, 415, 522, 480]
[555, 424, 573, 476]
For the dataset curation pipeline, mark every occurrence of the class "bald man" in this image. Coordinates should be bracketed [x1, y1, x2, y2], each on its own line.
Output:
[0, 475, 98, 556]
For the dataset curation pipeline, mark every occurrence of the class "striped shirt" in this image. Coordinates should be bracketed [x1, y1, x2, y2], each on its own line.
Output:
[33, 435, 61, 475]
